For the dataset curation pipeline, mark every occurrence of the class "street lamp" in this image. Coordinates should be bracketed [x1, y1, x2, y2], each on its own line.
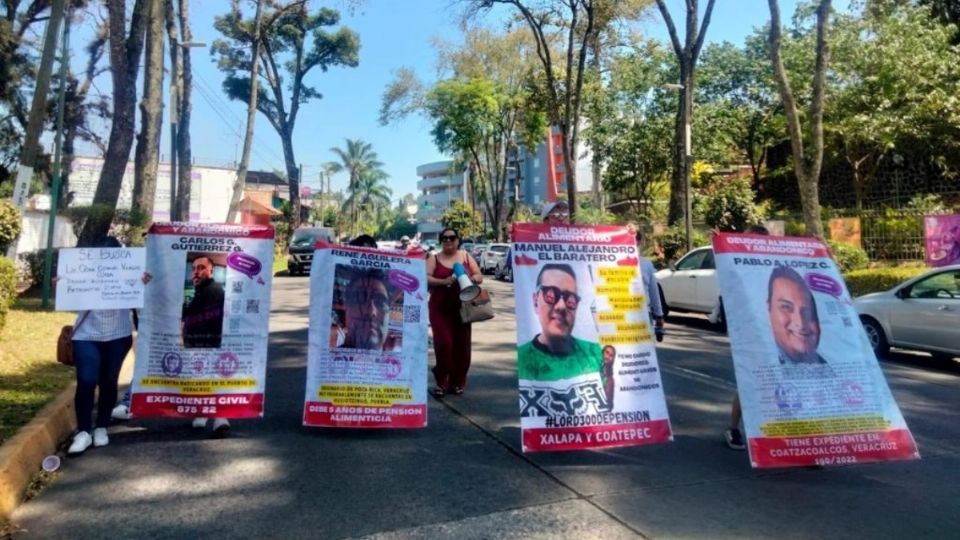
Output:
[405, 203, 418, 224]
[663, 82, 692, 251]
[169, 39, 205, 221]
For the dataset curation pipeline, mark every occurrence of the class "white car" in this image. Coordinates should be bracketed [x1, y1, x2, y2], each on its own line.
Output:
[480, 243, 510, 273]
[654, 247, 721, 322]
[854, 265, 960, 360]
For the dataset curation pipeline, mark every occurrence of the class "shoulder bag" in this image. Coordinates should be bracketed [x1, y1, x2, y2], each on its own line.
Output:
[57, 312, 90, 367]
[459, 251, 494, 323]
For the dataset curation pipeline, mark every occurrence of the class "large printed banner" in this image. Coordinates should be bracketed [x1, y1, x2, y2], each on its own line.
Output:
[56, 247, 145, 311]
[304, 245, 428, 428]
[713, 233, 919, 468]
[512, 224, 672, 452]
[924, 214, 960, 267]
[131, 223, 275, 418]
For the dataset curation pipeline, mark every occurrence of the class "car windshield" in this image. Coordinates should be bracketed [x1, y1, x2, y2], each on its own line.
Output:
[489, 245, 509, 253]
[291, 230, 325, 245]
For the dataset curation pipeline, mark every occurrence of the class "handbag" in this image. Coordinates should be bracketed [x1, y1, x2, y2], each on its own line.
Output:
[460, 288, 495, 323]
[57, 312, 89, 367]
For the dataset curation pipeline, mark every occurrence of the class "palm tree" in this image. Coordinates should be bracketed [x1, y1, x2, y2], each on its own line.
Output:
[345, 169, 392, 227]
[328, 139, 385, 235]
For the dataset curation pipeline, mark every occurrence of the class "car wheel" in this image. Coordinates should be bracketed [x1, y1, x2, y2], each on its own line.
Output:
[658, 285, 670, 317]
[287, 265, 298, 276]
[860, 316, 890, 356]
[717, 300, 727, 333]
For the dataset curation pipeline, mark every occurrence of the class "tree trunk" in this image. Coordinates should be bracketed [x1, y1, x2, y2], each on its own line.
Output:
[83, 0, 147, 244]
[280, 132, 302, 230]
[132, 0, 165, 224]
[175, 0, 193, 221]
[226, 0, 264, 224]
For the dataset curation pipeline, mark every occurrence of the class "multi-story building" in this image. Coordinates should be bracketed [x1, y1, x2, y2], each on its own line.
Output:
[416, 160, 469, 241]
[507, 126, 596, 211]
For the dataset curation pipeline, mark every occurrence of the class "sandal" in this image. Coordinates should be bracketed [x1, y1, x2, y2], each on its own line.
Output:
[451, 386, 464, 395]
[430, 386, 446, 398]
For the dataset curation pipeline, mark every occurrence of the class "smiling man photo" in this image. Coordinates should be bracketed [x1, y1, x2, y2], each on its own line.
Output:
[767, 265, 828, 365]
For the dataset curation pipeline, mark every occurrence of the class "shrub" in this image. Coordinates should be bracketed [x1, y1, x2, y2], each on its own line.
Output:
[18, 248, 61, 289]
[0, 200, 22, 252]
[843, 267, 927, 297]
[653, 225, 709, 265]
[827, 240, 869, 272]
[702, 178, 765, 232]
[0, 257, 17, 330]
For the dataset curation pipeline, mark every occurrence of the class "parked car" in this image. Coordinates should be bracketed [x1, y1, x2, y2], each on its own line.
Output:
[460, 241, 475, 253]
[495, 248, 513, 282]
[287, 227, 334, 276]
[480, 243, 510, 273]
[472, 244, 489, 262]
[654, 247, 720, 322]
[854, 265, 960, 359]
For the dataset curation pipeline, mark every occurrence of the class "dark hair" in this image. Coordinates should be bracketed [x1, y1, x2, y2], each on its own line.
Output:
[767, 265, 818, 321]
[346, 268, 388, 290]
[536, 263, 577, 288]
[349, 234, 378, 248]
[192, 255, 215, 268]
[602, 344, 616, 355]
[80, 235, 122, 249]
[747, 224, 770, 235]
[439, 228, 460, 248]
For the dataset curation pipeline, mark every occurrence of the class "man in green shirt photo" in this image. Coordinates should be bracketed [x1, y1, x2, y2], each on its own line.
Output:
[517, 264, 609, 389]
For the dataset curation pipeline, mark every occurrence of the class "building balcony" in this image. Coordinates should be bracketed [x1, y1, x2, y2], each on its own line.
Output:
[417, 175, 462, 191]
[417, 161, 461, 178]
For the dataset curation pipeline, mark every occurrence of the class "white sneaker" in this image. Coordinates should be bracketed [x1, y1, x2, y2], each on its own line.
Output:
[192, 417, 208, 429]
[92, 427, 109, 447]
[212, 418, 231, 436]
[68, 431, 93, 455]
[111, 403, 132, 420]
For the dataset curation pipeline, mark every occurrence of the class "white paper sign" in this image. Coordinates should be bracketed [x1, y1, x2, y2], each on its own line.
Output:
[55, 248, 146, 311]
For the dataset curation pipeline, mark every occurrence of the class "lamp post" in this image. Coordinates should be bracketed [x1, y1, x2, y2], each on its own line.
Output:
[169, 39, 205, 221]
[406, 203, 418, 225]
[663, 82, 693, 251]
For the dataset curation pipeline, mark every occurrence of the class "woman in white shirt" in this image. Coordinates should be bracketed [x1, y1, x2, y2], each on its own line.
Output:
[67, 236, 136, 455]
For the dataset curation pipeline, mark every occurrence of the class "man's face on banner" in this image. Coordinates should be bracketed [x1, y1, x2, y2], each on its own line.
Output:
[768, 276, 820, 362]
[534, 269, 579, 342]
[344, 275, 391, 350]
[192, 257, 214, 286]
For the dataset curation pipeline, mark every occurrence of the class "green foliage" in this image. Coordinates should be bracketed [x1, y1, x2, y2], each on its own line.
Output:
[573, 206, 617, 225]
[861, 209, 925, 261]
[0, 200, 22, 252]
[441, 201, 482, 239]
[17, 248, 60, 291]
[653, 226, 709, 265]
[827, 240, 869, 272]
[843, 266, 928, 297]
[702, 178, 766, 232]
[0, 257, 16, 330]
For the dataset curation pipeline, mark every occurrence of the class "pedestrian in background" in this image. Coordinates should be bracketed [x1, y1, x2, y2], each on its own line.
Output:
[426, 227, 482, 397]
[65, 236, 135, 455]
[626, 223, 665, 339]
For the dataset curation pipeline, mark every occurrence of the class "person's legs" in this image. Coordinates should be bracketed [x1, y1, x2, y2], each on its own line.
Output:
[429, 309, 455, 394]
[72, 340, 102, 433]
[449, 322, 472, 393]
[729, 394, 742, 429]
[95, 336, 132, 429]
[724, 393, 745, 450]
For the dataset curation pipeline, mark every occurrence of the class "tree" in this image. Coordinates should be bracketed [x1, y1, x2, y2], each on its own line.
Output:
[344, 169, 392, 227]
[167, 0, 196, 221]
[327, 138, 385, 236]
[212, 1, 360, 230]
[467, 0, 604, 222]
[767, 0, 831, 238]
[442, 200, 483, 239]
[654, 0, 717, 230]
[920, 0, 960, 43]
[131, 0, 165, 224]
[81, 0, 147, 244]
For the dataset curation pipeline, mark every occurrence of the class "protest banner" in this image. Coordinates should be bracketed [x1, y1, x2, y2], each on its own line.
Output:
[713, 233, 919, 468]
[512, 223, 672, 452]
[924, 214, 960, 267]
[55, 248, 145, 311]
[131, 223, 275, 418]
[304, 244, 428, 428]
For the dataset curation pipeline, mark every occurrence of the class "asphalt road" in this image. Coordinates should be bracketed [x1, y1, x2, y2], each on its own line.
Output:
[11, 276, 960, 539]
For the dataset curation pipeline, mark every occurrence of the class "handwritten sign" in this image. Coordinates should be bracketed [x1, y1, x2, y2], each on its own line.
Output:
[55, 248, 146, 311]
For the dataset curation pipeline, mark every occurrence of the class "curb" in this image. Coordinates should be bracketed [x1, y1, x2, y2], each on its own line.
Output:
[0, 352, 134, 520]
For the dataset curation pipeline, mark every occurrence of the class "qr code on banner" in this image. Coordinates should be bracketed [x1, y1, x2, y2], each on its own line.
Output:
[231, 299, 243, 314]
[232, 281, 244, 294]
[246, 299, 260, 314]
[229, 318, 241, 332]
[403, 305, 420, 323]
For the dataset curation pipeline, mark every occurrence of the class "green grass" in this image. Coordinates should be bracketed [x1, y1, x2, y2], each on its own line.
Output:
[272, 252, 288, 276]
[0, 297, 75, 445]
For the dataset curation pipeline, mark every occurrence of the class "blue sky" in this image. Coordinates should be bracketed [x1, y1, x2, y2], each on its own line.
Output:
[71, 0, 801, 202]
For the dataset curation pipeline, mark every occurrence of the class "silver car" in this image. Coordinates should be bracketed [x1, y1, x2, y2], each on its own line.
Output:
[480, 243, 510, 273]
[854, 265, 960, 360]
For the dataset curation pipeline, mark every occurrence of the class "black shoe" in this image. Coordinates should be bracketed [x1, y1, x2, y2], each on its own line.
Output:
[724, 428, 746, 450]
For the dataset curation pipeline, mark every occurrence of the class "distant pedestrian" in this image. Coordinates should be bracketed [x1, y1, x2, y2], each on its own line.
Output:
[541, 200, 570, 225]
[65, 236, 135, 456]
[426, 227, 482, 397]
[626, 223, 665, 338]
[348, 234, 378, 248]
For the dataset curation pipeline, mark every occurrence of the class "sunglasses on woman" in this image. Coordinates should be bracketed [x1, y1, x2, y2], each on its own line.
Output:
[440, 235, 458, 241]
[538, 286, 580, 309]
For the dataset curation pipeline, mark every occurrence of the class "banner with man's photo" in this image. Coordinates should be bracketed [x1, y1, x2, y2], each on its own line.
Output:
[512, 223, 672, 452]
[924, 214, 960, 267]
[304, 245, 428, 428]
[713, 233, 919, 468]
[131, 223, 275, 418]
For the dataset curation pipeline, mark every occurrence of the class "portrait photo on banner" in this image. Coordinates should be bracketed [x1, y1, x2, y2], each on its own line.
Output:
[181, 251, 227, 350]
[330, 263, 405, 352]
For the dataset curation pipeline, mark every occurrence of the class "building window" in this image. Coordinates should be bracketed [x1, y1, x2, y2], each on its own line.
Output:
[533, 158, 539, 168]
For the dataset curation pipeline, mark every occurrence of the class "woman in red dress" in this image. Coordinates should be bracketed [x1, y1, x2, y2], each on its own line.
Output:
[426, 228, 483, 397]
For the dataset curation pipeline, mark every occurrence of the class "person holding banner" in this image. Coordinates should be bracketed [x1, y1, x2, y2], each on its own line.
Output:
[64, 236, 135, 456]
[625, 223, 664, 338]
[426, 227, 482, 397]
[541, 200, 570, 225]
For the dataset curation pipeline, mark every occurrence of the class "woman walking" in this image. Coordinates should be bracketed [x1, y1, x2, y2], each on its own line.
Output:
[426, 228, 482, 397]
[66, 236, 135, 455]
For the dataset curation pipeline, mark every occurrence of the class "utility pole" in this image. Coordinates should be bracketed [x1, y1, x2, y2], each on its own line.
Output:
[7, 0, 67, 259]
[41, 10, 70, 308]
[169, 33, 180, 221]
[318, 172, 325, 226]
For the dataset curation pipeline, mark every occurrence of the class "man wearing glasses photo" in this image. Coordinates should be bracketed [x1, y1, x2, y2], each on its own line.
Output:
[517, 264, 609, 392]
[338, 267, 398, 351]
